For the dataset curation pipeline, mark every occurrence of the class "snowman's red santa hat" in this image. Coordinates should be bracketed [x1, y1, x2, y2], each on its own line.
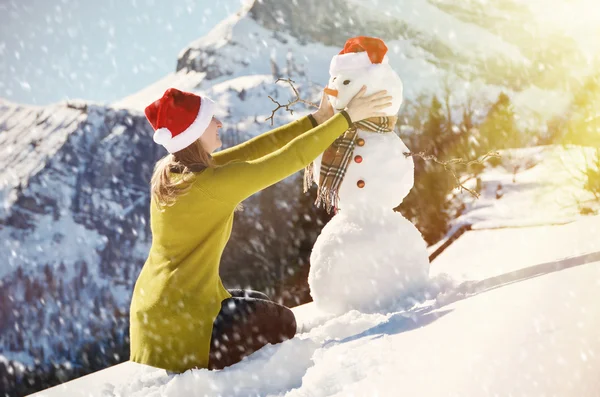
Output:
[144, 88, 216, 154]
[329, 36, 389, 75]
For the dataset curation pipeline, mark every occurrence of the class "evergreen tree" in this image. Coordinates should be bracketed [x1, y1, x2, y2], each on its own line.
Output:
[479, 92, 520, 150]
[421, 95, 446, 156]
[397, 95, 454, 245]
[16, 265, 24, 280]
[24, 277, 35, 304]
[564, 73, 600, 146]
[461, 108, 473, 133]
[584, 149, 600, 200]
[43, 263, 55, 295]
[543, 114, 568, 145]
[15, 331, 24, 350]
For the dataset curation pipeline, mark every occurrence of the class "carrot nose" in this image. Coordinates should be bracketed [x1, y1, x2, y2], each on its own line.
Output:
[324, 87, 338, 97]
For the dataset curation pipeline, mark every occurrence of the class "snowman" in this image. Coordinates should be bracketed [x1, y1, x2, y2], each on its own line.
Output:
[303, 36, 430, 315]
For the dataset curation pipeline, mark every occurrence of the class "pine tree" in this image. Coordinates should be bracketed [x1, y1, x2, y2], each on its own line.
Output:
[44, 263, 56, 296]
[584, 149, 600, 200]
[461, 108, 474, 133]
[24, 277, 35, 303]
[398, 95, 454, 245]
[564, 73, 600, 146]
[479, 92, 520, 150]
[421, 96, 446, 156]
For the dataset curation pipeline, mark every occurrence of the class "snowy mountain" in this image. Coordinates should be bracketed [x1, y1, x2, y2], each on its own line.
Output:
[0, 98, 160, 368]
[114, 0, 586, 122]
[0, 0, 596, 390]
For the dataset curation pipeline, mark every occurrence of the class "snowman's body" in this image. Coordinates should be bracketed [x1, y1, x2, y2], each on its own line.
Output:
[310, 130, 414, 211]
[307, 37, 430, 315]
[308, 206, 430, 314]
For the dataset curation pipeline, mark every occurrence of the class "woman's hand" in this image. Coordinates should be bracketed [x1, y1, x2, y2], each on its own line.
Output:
[345, 85, 393, 123]
[311, 89, 335, 125]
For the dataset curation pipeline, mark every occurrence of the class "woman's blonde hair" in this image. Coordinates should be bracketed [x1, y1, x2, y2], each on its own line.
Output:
[150, 138, 243, 212]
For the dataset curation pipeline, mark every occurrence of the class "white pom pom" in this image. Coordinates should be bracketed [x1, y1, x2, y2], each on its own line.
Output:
[153, 128, 172, 145]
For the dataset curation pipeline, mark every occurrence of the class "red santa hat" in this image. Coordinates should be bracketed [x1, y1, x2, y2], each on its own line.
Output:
[329, 36, 389, 75]
[144, 88, 216, 153]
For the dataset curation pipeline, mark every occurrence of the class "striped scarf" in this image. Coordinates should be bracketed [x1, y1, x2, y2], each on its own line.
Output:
[303, 115, 398, 213]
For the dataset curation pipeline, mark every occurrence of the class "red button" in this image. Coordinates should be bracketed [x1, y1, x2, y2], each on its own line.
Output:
[354, 155, 362, 163]
[357, 180, 365, 188]
[356, 138, 365, 146]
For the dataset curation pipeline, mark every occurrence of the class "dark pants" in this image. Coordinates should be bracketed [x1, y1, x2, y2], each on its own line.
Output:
[207, 289, 297, 370]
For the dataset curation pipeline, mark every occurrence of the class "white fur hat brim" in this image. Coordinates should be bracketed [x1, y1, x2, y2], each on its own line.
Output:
[329, 52, 389, 75]
[153, 97, 216, 154]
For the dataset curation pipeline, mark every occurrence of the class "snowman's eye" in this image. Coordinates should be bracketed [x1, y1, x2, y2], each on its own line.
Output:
[343, 80, 351, 85]
[332, 77, 337, 82]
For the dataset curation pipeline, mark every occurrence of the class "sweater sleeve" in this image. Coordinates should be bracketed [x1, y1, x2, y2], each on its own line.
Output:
[211, 115, 318, 165]
[202, 111, 351, 205]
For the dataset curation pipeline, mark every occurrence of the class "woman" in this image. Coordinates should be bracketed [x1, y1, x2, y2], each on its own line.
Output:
[129, 85, 392, 373]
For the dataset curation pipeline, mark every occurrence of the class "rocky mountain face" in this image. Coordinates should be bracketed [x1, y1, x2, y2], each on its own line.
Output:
[0, 99, 161, 368]
[175, 0, 586, 96]
[0, 0, 591, 385]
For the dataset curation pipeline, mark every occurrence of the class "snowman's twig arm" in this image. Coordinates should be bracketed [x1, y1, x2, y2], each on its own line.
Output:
[403, 150, 501, 199]
[266, 78, 319, 126]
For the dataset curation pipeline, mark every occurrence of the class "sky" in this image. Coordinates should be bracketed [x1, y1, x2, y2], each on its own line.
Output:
[0, 0, 239, 106]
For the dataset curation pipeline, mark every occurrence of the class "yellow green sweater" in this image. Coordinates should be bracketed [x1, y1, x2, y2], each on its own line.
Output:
[129, 111, 351, 373]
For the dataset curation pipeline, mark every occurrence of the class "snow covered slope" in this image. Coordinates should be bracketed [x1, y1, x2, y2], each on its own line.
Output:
[427, 144, 599, 259]
[31, 215, 600, 397]
[455, 145, 598, 229]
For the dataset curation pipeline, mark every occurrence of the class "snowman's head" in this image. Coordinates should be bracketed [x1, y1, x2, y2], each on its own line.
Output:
[324, 36, 403, 116]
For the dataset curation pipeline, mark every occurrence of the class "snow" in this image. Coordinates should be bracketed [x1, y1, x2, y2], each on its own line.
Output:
[31, 214, 600, 397]
[308, 208, 430, 315]
[427, 144, 598, 260]
[431, 215, 600, 282]
[111, 69, 208, 112]
[295, 259, 600, 397]
[450, 145, 598, 230]
[0, 351, 35, 368]
[0, 211, 106, 281]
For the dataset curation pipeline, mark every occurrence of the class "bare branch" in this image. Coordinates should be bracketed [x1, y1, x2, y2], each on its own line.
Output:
[265, 78, 319, 126]
[404, 150, 501, 198]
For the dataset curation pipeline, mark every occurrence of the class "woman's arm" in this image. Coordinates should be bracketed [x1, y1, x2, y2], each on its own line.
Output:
[203, 111, 352, 205]
[211, 114, 319, 165]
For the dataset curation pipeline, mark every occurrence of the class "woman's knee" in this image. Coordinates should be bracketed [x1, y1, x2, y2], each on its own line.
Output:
[280, 308, 297, 339]
[252, 291, 271, 301]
